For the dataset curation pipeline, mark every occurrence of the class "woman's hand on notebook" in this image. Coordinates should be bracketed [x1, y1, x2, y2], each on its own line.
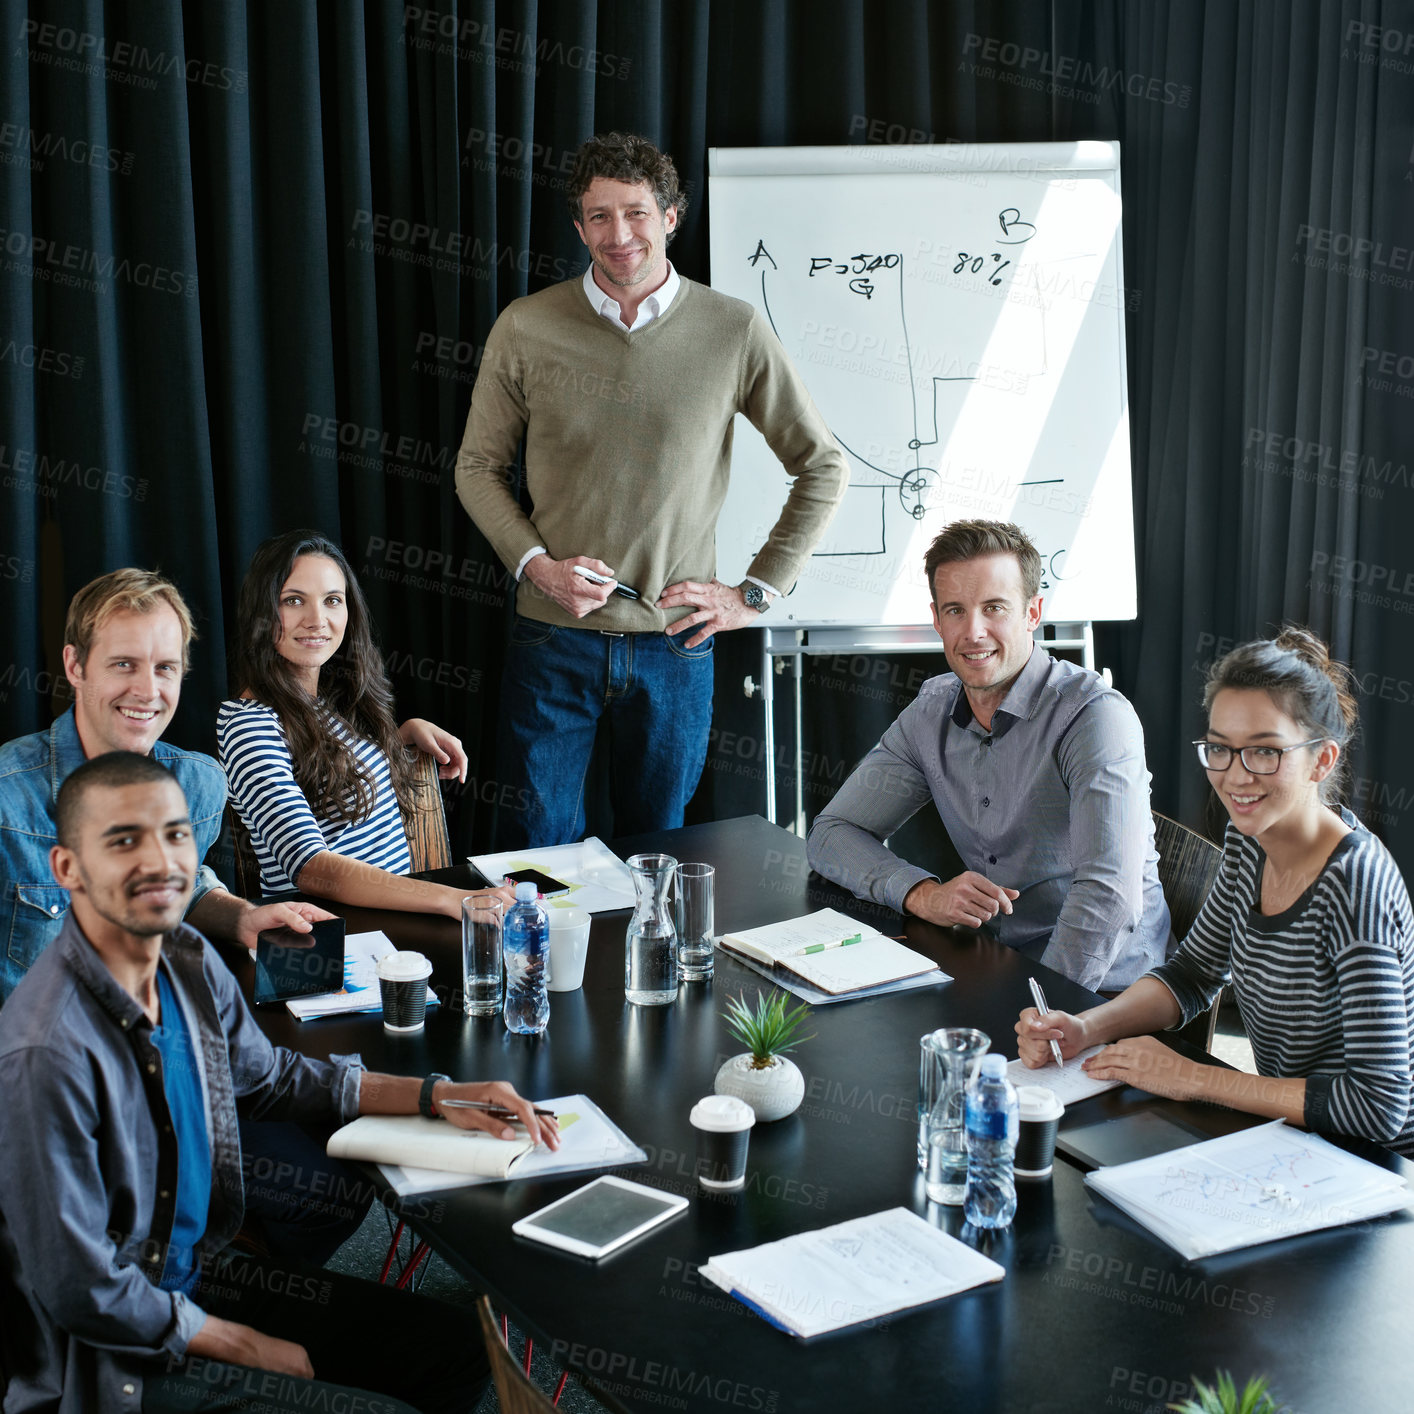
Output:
[1080, 1036, 1200, 1100]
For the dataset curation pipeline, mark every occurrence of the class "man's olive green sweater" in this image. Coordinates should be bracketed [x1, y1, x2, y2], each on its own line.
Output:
[455, 274, 848, 632]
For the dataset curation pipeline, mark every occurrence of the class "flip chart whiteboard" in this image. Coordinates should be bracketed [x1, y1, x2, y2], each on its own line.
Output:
[708, 142, 1136, 626]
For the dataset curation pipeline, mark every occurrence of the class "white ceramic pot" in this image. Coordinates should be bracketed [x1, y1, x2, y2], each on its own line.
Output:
[713, 1053, 805, 1122]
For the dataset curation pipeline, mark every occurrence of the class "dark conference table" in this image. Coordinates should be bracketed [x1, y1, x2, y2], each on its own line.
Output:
[247, 816, 1411, 1414]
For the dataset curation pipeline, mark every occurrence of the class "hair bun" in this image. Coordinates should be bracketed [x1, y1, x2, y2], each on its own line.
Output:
[1275, 624, 1358, 732]
[1274, 625, 1329, 670]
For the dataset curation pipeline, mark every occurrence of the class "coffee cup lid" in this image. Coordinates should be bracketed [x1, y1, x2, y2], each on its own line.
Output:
[1016, 1085, 1065, 1122]
[689, 1095, 755, 1132]
[376, 950, 433, 982]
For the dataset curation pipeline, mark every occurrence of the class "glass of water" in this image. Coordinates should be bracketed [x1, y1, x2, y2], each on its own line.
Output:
[461, 895, 504, 1016]
[674, 862, 715, 981]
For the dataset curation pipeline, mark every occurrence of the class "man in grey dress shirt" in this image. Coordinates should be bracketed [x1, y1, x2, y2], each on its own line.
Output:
[807, 520, 1171, 993]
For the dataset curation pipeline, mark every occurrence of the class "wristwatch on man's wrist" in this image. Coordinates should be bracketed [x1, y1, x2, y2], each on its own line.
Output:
[738, 582, 770, 613]
[420, 1073, 451, 1119]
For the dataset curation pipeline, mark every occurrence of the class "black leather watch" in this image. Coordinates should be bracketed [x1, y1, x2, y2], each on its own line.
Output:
[738, 582, 769, 612]
[420, 1072, 451, 1119]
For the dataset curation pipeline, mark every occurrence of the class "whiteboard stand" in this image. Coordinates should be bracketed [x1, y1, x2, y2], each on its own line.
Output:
[750, 623, 1097, 835]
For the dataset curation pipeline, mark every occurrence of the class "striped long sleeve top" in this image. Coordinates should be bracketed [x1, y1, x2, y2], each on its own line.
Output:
[1148, 810, 1414, 1156]
[217, 698, 412, 895]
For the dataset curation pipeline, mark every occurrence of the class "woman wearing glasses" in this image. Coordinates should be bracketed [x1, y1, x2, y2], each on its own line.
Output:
[1016, 628, 1414, 1155]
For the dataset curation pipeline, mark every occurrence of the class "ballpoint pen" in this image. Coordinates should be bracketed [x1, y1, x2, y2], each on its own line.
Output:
[1028, 975, 1065, 1070]
[437, 1099, 558, 1120]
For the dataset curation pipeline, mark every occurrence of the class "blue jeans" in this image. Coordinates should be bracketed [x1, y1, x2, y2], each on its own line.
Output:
[496, 616, 715, 848]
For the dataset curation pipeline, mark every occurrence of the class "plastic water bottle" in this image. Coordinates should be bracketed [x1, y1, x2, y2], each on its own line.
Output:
[963, 1053, 1018, 1229]
[503, 882, 549, 1035]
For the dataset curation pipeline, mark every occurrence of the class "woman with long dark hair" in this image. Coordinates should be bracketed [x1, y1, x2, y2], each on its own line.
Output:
[218, 530, 504, 918]
[1016, 628, 1414, 1155]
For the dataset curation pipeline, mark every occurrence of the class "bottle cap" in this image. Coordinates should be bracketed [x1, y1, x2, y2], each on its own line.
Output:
[514, 881, 537, 903]
[980, 1053, 1007, 1080]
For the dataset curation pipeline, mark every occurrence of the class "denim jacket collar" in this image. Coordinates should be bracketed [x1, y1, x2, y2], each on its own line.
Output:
[48, 706, 89, 806]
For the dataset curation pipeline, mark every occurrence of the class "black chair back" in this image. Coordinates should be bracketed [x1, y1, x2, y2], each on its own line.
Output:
[1153, 811, 1225, 1052]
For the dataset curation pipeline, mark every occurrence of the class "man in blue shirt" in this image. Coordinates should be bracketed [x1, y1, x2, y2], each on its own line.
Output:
[809, 520, 1171, 993]
[0, 752, 557, 1413]
[0, 568, 330, 999]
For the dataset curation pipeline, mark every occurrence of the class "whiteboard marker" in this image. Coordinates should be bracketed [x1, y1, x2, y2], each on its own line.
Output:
[573, 564, 641, 600]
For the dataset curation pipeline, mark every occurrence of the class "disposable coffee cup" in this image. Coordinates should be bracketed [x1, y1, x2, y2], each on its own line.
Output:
[376, 951, 433, 1033]
[1014, 1086, 1065, 1178]
[690, 1095, 755, 1190]
[546, 908, 591, 992]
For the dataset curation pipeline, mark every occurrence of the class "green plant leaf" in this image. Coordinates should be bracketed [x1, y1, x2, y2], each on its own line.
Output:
[1169, 1372, 1283, 1414]
[721, 989, 815, 1063]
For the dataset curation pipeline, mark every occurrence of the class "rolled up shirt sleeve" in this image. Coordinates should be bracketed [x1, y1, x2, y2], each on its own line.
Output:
[186, 863, 224, 914]
[807, 710, 938, 914]
[1038, 695, 1159, 991]
[0, 1047, 207, 1360]
[207, 949, 364, 1124]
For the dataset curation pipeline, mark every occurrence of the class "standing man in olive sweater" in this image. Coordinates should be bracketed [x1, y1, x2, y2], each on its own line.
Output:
[457, 132, 847, 847]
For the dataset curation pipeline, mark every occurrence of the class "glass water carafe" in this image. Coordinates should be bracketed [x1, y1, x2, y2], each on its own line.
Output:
[624, 852, 678, 1005]
[922, 1027, 991, 1205]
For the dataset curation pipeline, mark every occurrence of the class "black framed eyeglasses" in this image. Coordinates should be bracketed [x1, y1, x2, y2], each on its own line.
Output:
[1191, 738, 1328, 774]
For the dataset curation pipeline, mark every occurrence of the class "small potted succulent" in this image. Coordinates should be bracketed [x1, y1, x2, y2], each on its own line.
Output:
[713, 989, 814, 1122]
[1170, 1372, 1285, 1414]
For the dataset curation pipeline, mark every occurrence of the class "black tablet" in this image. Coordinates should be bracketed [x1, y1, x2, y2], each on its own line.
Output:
[254, 918, 346, 1004]
[1057, 1110, 1210, 1171]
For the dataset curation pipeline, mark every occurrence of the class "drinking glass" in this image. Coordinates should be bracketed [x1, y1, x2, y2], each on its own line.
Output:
[461, 895, 504, 1016]
[675, 862, 715, 981]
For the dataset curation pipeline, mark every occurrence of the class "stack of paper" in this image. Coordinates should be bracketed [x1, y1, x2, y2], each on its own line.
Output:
[469, 837, 636, 913]
[1085, 1119, 1410, 1259]
[1006, 1047, 1123, 1106]
[702, 1208, 1004, 1338]
[720, 909, 941, 997]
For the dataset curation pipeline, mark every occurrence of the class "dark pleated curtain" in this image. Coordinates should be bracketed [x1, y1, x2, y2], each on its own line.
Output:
[2, 0, 1411, 871]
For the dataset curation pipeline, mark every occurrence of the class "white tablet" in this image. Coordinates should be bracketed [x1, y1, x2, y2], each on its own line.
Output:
[512, 1176, 688, 1259]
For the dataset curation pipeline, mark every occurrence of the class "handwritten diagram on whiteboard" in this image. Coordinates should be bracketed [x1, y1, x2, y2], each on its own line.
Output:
[708, 142, 1137, 626]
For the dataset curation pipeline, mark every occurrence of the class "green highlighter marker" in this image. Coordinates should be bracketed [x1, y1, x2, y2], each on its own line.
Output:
[801, 933, 862, 956]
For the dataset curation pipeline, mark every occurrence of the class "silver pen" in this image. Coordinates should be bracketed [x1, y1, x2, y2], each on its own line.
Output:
[1028, 975, 1065, 1070]
[437, 1098, 557, 1120]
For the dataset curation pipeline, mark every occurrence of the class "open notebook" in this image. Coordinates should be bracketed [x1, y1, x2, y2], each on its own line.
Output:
[327, 1094, 645, 1194]
[719, 909, 939, 996]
